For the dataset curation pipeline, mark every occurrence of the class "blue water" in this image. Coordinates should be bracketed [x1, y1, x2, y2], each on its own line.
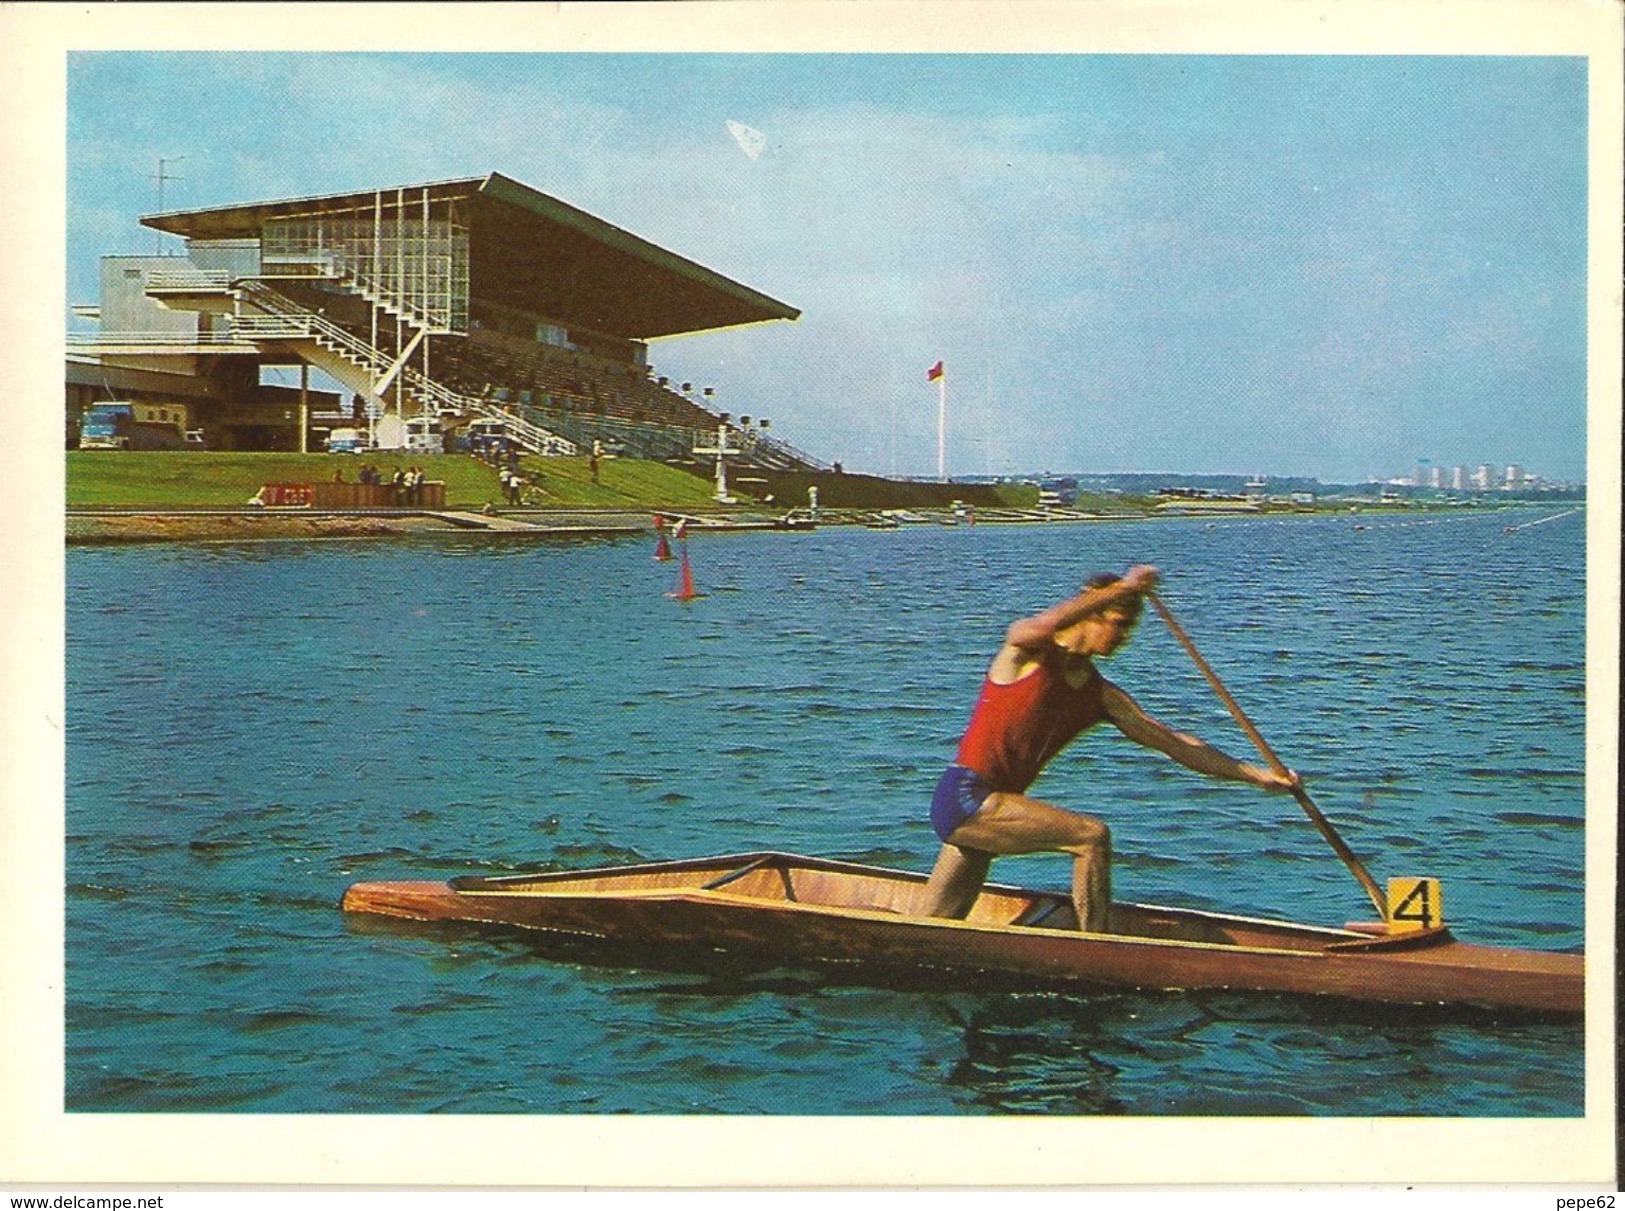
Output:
[66, 508, 1588, 1114]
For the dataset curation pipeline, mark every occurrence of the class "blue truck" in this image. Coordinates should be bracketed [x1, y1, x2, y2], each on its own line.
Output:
[78, 402, 189, 451]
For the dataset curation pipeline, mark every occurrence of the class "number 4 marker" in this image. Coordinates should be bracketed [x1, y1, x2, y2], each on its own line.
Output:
[1387, 877, 1443, 933]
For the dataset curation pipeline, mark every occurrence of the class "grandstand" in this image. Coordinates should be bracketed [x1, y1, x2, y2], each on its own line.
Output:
[69, 172, 822, 472]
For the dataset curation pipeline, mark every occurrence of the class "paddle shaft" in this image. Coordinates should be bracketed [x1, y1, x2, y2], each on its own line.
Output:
[1145, 591, 1388, 920]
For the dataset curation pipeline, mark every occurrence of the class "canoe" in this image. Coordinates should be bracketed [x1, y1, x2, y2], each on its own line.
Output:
[341, 850, 1584, 1017]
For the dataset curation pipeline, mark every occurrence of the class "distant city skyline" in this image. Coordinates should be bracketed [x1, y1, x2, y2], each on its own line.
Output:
[63, 47, 1593, 484]
[1382, 460, 1580, 491]
[946, 461, 1581, 491]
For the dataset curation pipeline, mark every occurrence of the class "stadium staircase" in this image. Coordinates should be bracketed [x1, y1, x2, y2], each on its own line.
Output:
[332, 268, 451, 337]
[231, 281, 573, 455]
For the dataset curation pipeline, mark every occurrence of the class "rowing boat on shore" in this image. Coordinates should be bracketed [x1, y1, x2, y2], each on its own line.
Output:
[341, 850, 1583, 1016]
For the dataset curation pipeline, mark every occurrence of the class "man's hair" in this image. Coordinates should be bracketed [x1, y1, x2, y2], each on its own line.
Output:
[1084, 571, 1143, 621]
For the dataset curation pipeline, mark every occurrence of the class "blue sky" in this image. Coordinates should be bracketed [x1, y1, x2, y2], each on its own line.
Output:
[67, 52, 1589, 482]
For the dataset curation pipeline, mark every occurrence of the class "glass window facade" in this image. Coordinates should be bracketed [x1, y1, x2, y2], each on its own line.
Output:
[261, 204, 470, 332]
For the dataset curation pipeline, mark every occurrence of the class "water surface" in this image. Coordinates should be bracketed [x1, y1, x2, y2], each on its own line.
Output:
[66, 508, 1587, 1114]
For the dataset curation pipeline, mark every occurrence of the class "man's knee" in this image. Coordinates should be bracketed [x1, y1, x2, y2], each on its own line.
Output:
[923, 844, 991, 918]
[1064, 815, 1109, 853]
[935, 843, 992, 881]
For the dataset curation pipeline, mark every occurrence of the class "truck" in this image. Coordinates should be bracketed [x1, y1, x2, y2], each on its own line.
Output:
[77, 402, 187, 450]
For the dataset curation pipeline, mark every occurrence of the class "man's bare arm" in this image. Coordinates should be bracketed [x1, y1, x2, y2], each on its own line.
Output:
[1004, 564, 1159, 651]
[1101, 681, 1298, 791]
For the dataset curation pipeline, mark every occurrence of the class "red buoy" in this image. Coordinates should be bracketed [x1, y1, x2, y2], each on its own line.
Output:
[666, 541, 703, 601]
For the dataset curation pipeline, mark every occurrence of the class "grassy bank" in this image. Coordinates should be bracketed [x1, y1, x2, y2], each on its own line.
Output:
[66, 451, 1054, 512]
[67, 451, 732, 510]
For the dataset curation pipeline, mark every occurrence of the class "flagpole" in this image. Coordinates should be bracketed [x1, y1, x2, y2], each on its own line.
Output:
[936, 373, 947, 482]
[926, 361, 947, 481]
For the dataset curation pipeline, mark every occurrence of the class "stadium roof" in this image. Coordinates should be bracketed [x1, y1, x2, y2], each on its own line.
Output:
[141, 172, 800, 340]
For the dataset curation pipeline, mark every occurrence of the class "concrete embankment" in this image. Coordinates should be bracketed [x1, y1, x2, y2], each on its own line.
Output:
[65, 504, 1146, 545]
[66, 508, 642, 545]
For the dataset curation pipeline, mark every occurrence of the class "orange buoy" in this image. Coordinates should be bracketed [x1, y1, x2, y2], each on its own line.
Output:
[666, 530, 704, 600]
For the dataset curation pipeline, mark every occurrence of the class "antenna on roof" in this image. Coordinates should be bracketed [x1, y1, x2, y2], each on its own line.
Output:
[151, 155, 187, 254]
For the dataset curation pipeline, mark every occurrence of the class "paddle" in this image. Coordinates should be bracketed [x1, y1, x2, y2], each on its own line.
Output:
[1145, 590, 1388, 921]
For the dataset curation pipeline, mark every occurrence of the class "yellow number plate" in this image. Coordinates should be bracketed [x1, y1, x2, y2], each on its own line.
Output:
[1387, 877, 1443, 933]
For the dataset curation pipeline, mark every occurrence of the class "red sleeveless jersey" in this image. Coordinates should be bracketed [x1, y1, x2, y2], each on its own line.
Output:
[953, 650, 1108, 792]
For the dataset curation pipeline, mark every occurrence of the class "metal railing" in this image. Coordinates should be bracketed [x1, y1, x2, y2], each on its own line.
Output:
[252, 258, 454, 334]
[237, 284, 395, 377]
[145, 270, 233, 292]
[750, 432, 830, 472]
[66, 329, 257, 350]
[232, 313, 385, 378]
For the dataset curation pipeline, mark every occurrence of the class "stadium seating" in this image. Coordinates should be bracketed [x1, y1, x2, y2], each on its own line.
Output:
[434, 331, 820, 471]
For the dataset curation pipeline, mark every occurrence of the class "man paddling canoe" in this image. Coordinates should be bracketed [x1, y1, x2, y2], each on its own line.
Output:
[920, 564, 1300, 932]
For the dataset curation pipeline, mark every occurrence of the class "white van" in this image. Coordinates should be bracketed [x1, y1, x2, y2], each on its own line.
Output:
[405, 415, 445, 453]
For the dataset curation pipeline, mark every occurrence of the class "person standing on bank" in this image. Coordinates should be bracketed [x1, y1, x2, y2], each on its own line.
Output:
[921, 565, 1301, 933]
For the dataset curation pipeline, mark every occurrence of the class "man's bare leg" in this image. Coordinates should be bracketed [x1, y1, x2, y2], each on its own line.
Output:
[920, 843, 992, 918]
[1067, 826, 1111, 933]
[942, 792, 1113, 932]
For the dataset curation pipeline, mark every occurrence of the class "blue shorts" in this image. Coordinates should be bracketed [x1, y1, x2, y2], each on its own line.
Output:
[930, 764, 996, 843]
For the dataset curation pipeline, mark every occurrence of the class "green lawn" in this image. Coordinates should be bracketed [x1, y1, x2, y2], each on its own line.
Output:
[66, 451, 734, 510]
[518, 455, 729, 510]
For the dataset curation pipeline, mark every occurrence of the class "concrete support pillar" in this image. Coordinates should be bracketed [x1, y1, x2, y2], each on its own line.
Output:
[299, 363, 309, 454]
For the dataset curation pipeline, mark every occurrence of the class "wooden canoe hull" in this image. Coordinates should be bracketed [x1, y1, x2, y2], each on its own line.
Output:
[340, 851, 1584, 1017]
